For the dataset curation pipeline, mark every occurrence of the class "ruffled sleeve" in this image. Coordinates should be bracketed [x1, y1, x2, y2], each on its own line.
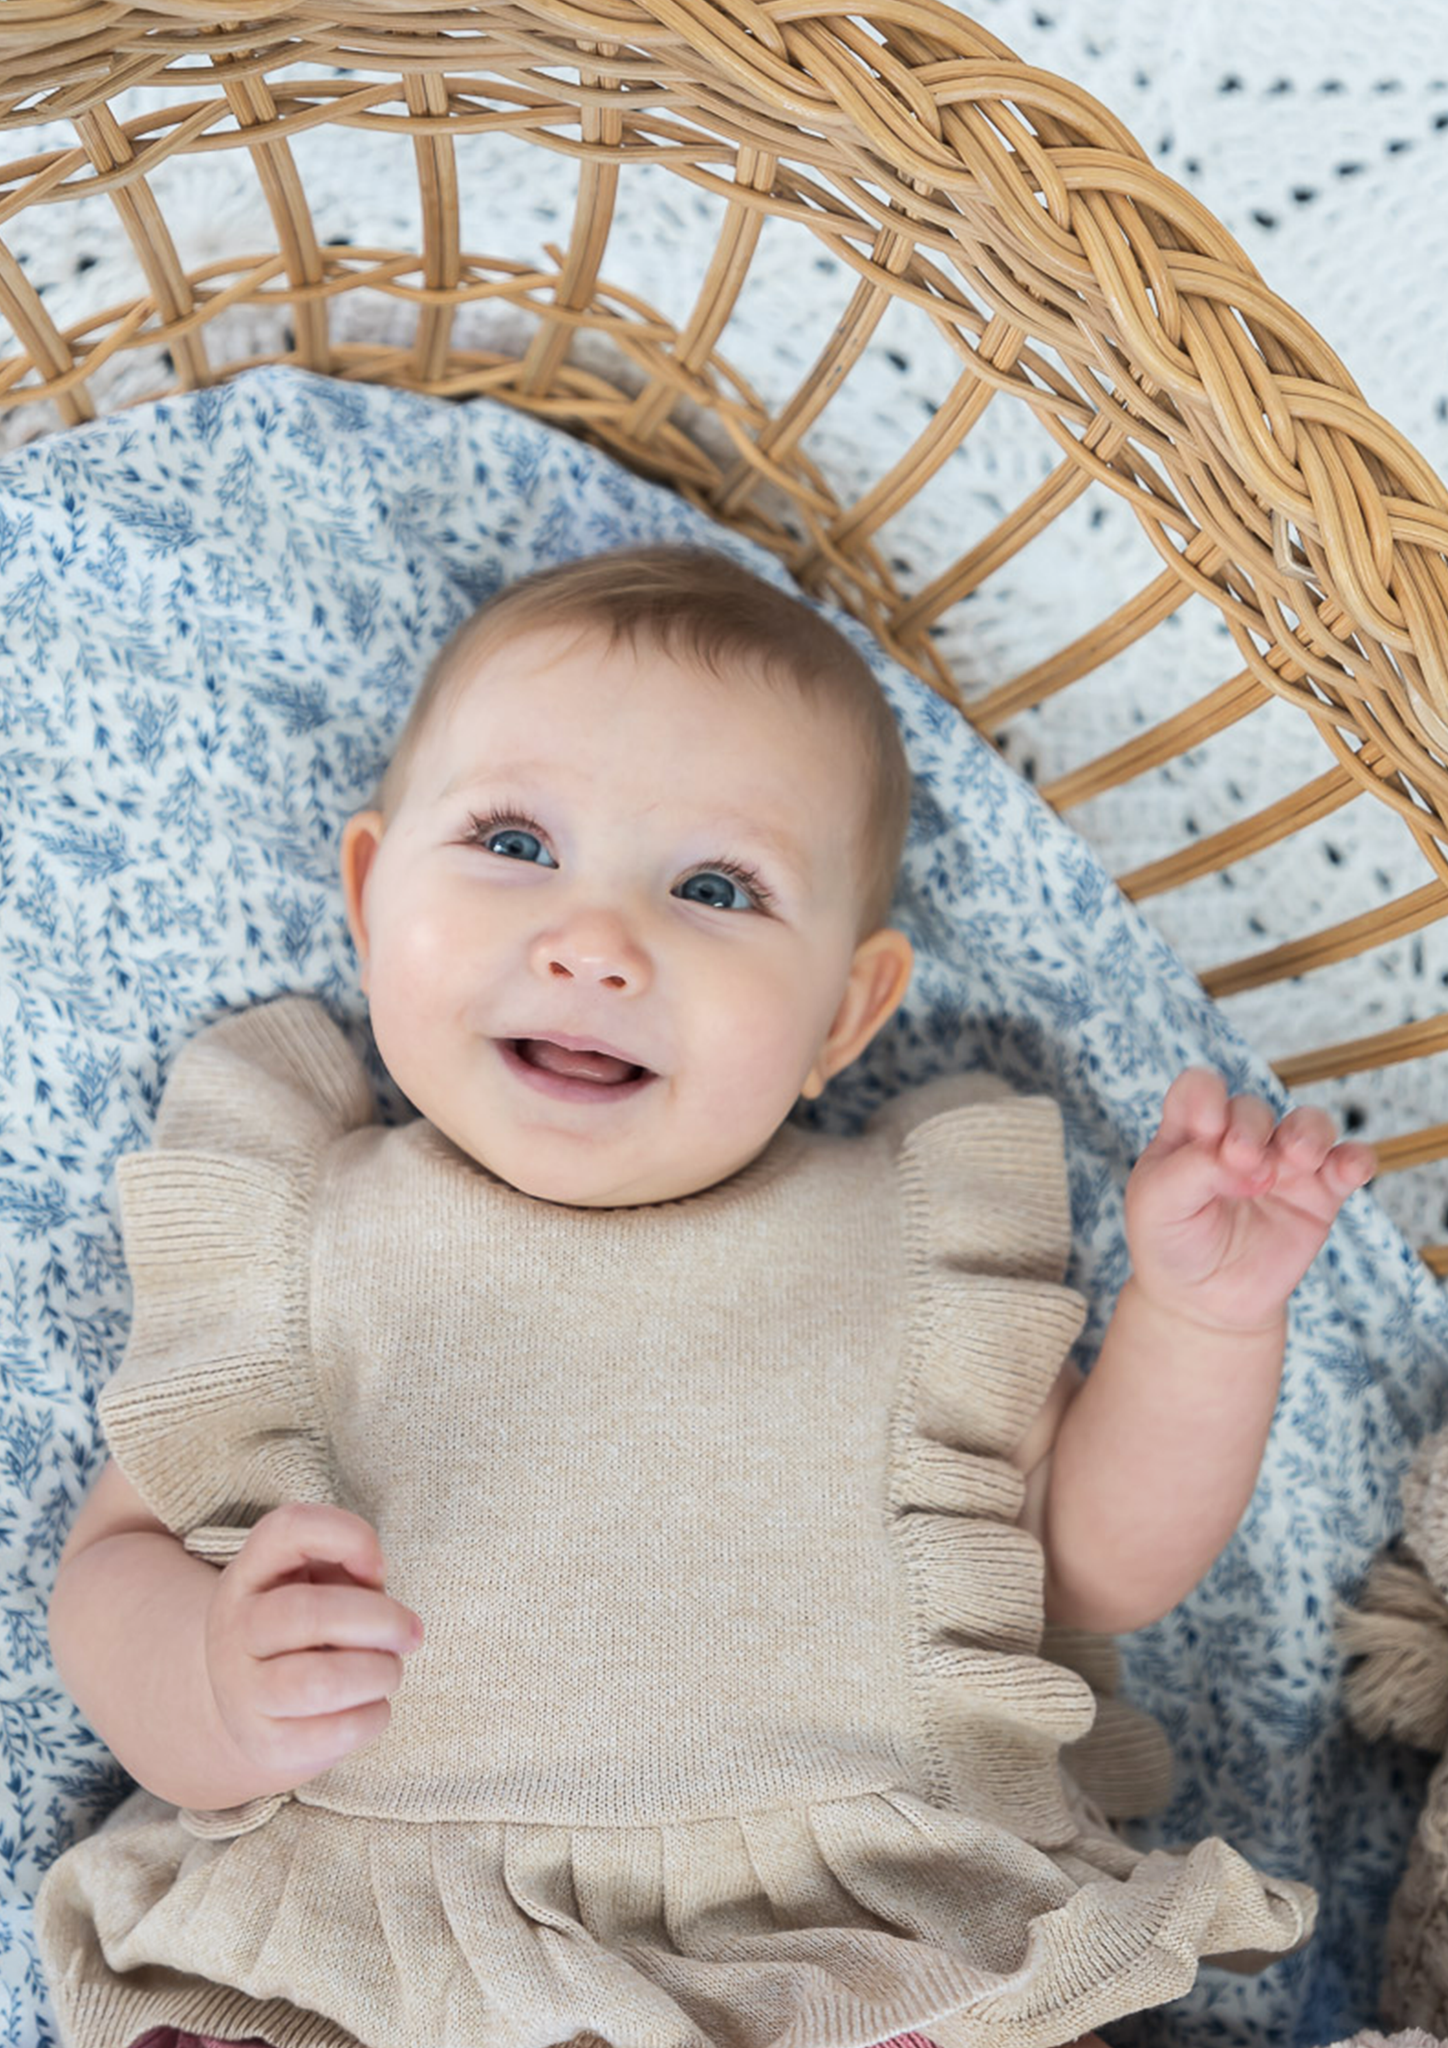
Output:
[99, 996, 375, 1556]
[881, 1072, 1172, 1825]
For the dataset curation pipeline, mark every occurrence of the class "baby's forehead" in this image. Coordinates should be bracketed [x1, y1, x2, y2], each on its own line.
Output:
[434, 616, 864, 753]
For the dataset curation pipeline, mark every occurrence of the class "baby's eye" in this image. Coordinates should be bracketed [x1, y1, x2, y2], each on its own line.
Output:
[674, 869, 756, 913]
[473, 821, 558, 867]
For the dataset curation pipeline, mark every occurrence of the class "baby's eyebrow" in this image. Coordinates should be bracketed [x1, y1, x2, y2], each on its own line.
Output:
[694, 807, 812, 888]
[440, 761, 548, 800]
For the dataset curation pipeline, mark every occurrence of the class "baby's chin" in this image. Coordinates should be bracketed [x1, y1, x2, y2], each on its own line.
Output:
[486, 1161, 727, 1211]
[472, 1135, 776, 1211]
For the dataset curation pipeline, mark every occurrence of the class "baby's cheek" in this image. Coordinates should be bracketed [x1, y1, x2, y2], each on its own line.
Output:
[392, 901, 462, 968]
[713, 1040, 813, 1140]
[363, 935, 459, 1080]
[378, 907, 483, 1011]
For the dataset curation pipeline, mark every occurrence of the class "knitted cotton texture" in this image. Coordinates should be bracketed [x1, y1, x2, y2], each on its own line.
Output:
[1341, 1423, 1448, 2036]
[37, 998, 1312, 2048]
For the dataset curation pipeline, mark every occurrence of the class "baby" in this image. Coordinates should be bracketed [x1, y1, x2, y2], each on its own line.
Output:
[38, 544, 1376, 2048]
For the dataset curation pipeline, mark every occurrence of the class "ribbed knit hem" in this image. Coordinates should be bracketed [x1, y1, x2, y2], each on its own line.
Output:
[67, 1982, 353, 2048]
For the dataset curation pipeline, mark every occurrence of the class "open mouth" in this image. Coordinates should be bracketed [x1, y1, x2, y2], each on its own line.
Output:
[500, 1036, 657, 1104]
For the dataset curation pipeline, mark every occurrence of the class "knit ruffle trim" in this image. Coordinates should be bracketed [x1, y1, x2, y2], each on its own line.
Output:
[100, 1148, 332, 1543]
[42, 1787, 1313, 2048]
[885, 1082, 1173, 1829]
[99, 999, 369, 1545]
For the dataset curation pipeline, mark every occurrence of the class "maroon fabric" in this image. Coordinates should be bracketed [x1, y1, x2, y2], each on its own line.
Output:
[129, 2029, 942, 2048]
[128, 2031, 275, 2047]
[129, 2032, 943, 2048]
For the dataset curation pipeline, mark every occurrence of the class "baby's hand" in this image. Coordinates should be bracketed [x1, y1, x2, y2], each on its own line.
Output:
[203, 1503, 423, 1797]
[1125, 1069, 1377, 1334]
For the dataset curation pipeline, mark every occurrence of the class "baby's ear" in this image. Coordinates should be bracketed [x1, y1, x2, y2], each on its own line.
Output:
[800, 927, 914, 1099]
[339, 811, 385, 985]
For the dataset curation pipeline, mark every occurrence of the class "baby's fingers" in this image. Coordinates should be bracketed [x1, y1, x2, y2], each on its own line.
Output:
[1253, 1105, 1375, 1199]
[231, 1502, 390, 1596]
[1314, 1135, 1378, 1198]
[1142, 1083, 1273, 1198]
[245, 1580, 423, 1663]
[1151, 1069, 1230, 1154]
[1134, 1082, 1290, 1218]
[245, 1696, 398, 1787]
[1267, 1104, 1337, 1175]
[1216, 1093, 1278, 1187]
[253, 1646, 410, 1724]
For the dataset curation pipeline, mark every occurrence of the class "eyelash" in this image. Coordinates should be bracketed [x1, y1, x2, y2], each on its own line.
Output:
[461, 809, 776, 913]
[691, 857, 776, 915]
[463, 806, 550, 853]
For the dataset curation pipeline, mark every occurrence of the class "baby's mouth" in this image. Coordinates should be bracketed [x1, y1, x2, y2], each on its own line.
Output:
[499, 1036, 658, 1104]
[511, 1037, 648, 1087]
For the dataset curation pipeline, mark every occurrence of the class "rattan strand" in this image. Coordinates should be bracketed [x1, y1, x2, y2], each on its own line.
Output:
[1, 0, 1445, 1261]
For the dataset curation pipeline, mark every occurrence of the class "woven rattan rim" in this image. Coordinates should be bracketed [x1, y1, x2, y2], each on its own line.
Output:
[2, 1, 1446, 1265]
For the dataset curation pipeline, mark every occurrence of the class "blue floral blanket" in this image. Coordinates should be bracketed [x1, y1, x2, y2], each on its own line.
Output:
[2, 367, 1446, 2048]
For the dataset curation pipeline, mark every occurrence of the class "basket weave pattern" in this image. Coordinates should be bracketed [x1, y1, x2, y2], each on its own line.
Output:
[2, 1, 1446, 1262]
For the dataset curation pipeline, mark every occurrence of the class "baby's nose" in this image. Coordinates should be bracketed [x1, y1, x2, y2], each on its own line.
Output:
[529, 909, 651, 992]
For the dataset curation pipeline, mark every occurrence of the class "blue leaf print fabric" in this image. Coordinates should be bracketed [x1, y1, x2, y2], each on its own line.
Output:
[2, 366, 1446, 2048]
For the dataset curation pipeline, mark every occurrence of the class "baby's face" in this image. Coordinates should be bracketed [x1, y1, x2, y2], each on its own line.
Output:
[342, 623, 910, 1206]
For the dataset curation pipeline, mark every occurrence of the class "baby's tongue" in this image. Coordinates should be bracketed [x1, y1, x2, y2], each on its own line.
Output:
[522, 1038, 638, 1084]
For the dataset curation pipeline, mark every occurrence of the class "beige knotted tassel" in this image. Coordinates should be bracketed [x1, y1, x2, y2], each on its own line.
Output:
[1339, 1552, 1448, 1753]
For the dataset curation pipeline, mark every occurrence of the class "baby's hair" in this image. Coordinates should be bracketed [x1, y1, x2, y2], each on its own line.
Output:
[385, 544, 912, 933]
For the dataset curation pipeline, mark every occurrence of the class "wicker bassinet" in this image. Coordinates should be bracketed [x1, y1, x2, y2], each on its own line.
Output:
[2, 0, 1446, 1269]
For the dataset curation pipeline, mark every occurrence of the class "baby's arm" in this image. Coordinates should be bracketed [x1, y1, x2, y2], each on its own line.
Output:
[49, 1460, 423, 1812]
[1031, 1071, 1375, 1635]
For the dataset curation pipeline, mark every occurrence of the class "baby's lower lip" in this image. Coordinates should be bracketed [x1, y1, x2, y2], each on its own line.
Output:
[498, 1039, 658, 1105]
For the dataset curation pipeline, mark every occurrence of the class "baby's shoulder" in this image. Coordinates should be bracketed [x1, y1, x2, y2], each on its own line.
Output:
[867, 1068, 1060, 1150]
[864, 1071, 1072, 1285]
[145, 994, 376, 1167]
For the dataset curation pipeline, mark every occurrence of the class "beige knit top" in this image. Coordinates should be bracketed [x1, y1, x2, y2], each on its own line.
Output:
[38, 996, 1313, 2048]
